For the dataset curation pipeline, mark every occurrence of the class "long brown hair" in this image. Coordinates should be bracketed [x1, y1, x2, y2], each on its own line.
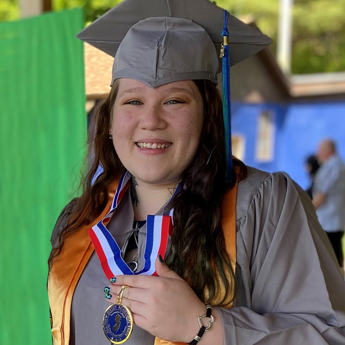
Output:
[48, 79, 246, 306]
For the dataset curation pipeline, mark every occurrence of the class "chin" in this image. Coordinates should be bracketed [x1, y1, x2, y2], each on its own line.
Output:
[130, 169, 179, 186]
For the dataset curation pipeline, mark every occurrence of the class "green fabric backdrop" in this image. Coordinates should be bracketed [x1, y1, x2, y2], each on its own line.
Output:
[0, 9, 86, 344]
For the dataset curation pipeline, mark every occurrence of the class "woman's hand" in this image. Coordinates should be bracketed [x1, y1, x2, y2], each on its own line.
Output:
[106, 257, 206, 343]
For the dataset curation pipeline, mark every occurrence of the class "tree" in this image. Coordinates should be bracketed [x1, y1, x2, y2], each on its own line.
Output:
[0, 0, 19, 22]
[292, 0, 345, 74]
[53, 0, 122, 24]
[217, 0, 345, 74]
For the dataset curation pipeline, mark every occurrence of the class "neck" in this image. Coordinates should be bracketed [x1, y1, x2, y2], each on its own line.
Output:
[131, 178, 178, 220]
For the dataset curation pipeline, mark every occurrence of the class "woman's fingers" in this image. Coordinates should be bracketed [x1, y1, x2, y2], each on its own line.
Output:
[104, 287, 147, 320]
[105, 285, 149, 320]
[121, 297, 147, 316]
[109, 285, 147, 302]
[112, 274, 157, 288]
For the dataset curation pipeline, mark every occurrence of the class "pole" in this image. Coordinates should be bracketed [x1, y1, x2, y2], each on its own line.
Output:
[20, 0, 52, 18]
[277, 0, 294, 75]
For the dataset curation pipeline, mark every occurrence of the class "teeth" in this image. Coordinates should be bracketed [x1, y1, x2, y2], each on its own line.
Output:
[137, 142, 171, 149]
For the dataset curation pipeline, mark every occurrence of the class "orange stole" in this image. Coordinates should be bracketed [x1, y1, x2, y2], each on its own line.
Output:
[48, 179, 119, 345]
[48, 179, 237, 345]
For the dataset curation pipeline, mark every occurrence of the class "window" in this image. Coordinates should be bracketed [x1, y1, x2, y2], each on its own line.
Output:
[232, 134, 245, 161]
[256, 110, 275, 162]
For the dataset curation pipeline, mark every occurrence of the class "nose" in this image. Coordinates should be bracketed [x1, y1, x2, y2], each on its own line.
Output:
[139, 104, 167, 131]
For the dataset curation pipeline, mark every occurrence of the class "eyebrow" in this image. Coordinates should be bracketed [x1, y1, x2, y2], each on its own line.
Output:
[118, 87, 144, 95]
[118, 85, 194, 97]
[165, 87, 194, 96]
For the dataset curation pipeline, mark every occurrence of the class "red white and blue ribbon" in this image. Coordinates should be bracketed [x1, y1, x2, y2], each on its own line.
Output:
[89, 172, 178, 279]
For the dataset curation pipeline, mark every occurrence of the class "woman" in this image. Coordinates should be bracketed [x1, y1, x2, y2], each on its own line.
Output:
[48, 0, 345, 344]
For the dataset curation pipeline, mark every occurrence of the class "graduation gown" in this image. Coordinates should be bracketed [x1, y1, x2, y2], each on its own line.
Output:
[48, 166, 345, 344]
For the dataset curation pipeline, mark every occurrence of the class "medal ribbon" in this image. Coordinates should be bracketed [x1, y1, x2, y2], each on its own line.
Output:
[89, 172, 178, 280]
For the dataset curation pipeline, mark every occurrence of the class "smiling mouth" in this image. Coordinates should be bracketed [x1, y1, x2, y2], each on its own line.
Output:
[136, 142, 172, 149]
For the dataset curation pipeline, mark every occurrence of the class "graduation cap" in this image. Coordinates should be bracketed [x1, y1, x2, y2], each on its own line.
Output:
[77, 0, 272, 181]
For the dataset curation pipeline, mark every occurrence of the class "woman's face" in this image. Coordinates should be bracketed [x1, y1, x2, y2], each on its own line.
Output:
[111, 78, 204, 187]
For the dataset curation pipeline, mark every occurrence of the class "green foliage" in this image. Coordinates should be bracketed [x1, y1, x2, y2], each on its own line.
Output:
[217, 0, 279, 39]
[217, 0, 345, 74]
[292, 0, 345, 73]
[54, 0, 122, 24]
[0, 0, 19, 22]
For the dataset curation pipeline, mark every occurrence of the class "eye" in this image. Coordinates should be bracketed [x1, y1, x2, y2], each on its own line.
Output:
[165, 99, 184, 105]
[125, 100, 143, 105]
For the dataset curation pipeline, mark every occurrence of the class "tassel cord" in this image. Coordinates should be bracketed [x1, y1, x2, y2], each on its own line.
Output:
[221, 11, 233, 183]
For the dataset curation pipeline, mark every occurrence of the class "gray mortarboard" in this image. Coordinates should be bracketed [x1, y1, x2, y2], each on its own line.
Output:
[77, 0, 272, 88]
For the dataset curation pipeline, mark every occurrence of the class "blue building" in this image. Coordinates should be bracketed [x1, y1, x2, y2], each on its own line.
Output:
[230, 47, 345, 190]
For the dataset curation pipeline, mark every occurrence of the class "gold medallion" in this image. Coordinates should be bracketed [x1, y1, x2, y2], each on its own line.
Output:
[103, 286, 133, 344]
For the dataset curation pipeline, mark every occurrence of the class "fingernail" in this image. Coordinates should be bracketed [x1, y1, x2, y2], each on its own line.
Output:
[104, 287, 112, 299]
[158, 254, 164, 263]
[110, 277, 116, 284]
[105, 292, 112, 300]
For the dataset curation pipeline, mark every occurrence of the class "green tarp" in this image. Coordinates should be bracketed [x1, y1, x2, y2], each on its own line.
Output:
[0, 9, 86, 344]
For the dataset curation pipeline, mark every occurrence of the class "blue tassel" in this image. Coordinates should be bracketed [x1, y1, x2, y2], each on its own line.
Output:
[221, 10, 233, 183]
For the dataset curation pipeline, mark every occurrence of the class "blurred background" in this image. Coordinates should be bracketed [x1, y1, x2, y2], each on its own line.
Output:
[1, 0, 345, 343]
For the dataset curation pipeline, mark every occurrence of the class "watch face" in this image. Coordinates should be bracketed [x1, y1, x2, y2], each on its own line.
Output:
[103, 303, 133, 344]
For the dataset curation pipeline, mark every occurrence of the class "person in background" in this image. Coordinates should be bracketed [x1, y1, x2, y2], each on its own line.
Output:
[305, 154, 320, 199]
[313, 139, 345, 268]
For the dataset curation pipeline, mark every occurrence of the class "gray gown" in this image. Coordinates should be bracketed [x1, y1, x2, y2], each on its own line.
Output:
[50, 167, 345, 344]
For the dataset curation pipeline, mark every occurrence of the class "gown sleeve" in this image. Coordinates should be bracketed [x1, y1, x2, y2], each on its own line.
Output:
[217, 171, 345, 344]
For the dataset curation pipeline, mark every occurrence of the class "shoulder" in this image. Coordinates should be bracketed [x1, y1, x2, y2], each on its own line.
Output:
[235, 166, 321, 261]
[331, 156, 345, 171]
[320, 156, 343, 172]
[236, 166, 305, 220]
[236, 166, 269, 214]
[315, 156, 345, 189]
[51, 198, 78, 246]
